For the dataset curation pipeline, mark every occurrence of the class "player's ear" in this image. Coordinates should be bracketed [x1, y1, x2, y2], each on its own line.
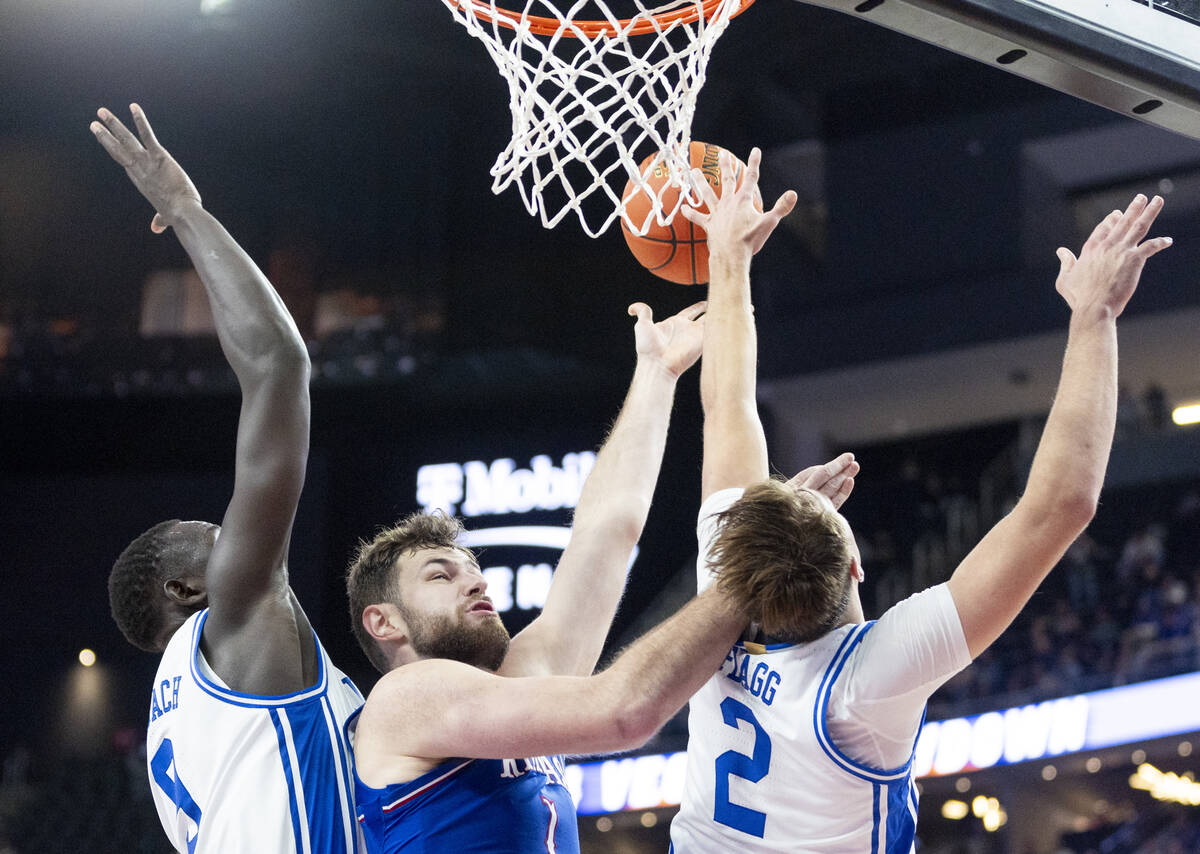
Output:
[850, 557, 865, 584]
[164, 576, 207, 606]
[363, 603, 407, 644]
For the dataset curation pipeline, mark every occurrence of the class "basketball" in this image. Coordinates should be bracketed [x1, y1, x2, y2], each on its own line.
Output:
[621, 141, 759, 285]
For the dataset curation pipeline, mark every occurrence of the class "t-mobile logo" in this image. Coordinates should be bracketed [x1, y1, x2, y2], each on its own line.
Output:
[416, 452, 597, 517]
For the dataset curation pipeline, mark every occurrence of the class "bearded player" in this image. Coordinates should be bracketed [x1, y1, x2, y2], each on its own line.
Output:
[668, 150, 1172, 852]
[95, 105, 364, 854]
[345, 183, 811, 852]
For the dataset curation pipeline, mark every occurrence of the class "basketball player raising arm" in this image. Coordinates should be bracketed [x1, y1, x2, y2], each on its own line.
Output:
[94, 105, 363, 854]
[344, 299, 729, 852]
[668, 151, 1171, 853]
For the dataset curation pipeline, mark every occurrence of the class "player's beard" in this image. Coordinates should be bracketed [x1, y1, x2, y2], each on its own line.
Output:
[401, 604, 511, 672]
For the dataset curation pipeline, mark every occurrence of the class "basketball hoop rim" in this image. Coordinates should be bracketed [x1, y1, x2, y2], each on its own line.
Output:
[449, 0, 755, 37]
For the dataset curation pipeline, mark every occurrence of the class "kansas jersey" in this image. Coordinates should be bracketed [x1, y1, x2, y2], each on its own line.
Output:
[147, 609, 365, 854]
[350, 719, 580, 854]
[670, 488, 970, 853]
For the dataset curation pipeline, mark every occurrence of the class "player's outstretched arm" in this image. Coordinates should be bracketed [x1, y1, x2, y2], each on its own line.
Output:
[681, 149, 796, 501]
[946, 196, 1172, 658]
[355, 587, 746, 779]
[92, 106, 311, 666]
[504, 301, 705, 678]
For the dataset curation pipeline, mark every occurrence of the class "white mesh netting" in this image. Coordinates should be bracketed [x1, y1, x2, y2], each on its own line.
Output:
[442, 0, 749, 237]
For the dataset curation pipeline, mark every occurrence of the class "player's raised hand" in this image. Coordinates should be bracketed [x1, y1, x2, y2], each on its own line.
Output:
[786, 452, 859, 510]
[628, 300, 706, 379]
[680, 147, 797, 264]
[1054, 194, 1172, 319]
[90, 104, 201, 233]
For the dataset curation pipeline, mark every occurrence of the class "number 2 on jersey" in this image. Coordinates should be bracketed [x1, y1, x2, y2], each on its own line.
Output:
[151, 738, 203, 854]
[713, 697, 772, 838]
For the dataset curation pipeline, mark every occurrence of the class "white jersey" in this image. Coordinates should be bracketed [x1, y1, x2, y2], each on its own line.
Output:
[670, 489, 971, 854]
[147, 609, 365, 854]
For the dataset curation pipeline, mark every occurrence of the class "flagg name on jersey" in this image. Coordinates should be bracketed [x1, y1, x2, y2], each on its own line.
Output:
[721, 647, 782, 706]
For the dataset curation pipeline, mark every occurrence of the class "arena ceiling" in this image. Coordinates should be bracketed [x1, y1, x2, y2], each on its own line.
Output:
[1, 0, 1198, 377]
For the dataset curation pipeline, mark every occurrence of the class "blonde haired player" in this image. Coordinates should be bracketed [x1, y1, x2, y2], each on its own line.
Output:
[668, 148, 1172, 852]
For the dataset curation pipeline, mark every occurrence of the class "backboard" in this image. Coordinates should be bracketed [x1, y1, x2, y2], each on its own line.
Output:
[795, 0, 1200, 142]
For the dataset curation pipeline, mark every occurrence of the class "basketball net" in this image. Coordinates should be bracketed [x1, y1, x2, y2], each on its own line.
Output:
[443, 0, 753, 237]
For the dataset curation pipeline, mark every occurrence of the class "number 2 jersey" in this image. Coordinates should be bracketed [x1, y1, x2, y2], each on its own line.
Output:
[670, 488, 972, 854]
[147, 608, 365, 854]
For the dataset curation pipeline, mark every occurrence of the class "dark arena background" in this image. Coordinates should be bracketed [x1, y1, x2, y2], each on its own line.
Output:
[2, 0, 1200, 851]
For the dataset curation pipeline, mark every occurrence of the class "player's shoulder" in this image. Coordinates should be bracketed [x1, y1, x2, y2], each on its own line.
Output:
[876, 582, 956, 625]
[698, 486, 746, 522]
[366, 659, 479, 709]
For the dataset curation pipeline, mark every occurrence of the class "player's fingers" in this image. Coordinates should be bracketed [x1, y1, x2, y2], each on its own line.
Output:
[679, 205, 710, 228]
[1125, 195, 1164, 245]
[822, 452, 855, 477]
[1054, 248, 1076, 294]
[1084, 212, 1119, 250]
[769, 190, 798, 220]
[831, 476, 855, 509]
[89, 121, 134, 166]
[1136, 235, 1173, 260]
[97, 107, 143, 153]
[680, 300, 707, 320]
[743, 147, 762, 192]
[627, 302, 653, 323]
[689, 168, 720, 210]
[130, 103, 162, 150]
[150, 213, 168, 234]
[786, 465, 822, 489]
[1109, 194, 1148, 243]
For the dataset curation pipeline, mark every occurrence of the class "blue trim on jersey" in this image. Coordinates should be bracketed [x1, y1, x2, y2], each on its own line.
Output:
[812, 623, 915, 783]
[341, 676, 365, 704]
[187, 610, 331, 708]
[325, 695, 357, 853]
[269, 708, 307, 854]
[870, 783, 881, 854]
[885, 777, 918, 854]
[294, 701, 354, 854]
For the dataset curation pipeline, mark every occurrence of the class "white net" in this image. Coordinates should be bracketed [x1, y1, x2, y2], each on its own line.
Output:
[442, 0, 749, 237]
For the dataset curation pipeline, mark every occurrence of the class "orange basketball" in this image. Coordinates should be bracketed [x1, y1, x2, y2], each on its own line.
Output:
[621, 142, 758, 285]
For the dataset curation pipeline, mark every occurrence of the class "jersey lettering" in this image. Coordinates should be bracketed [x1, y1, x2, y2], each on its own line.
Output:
[722, 648, 782, 706]
[150, 738, 203, 854]
[539, 794, 559, 854]
[498, 756, 565, 785]
[150, 676, 183, 722]
[713, 698, 772, 838]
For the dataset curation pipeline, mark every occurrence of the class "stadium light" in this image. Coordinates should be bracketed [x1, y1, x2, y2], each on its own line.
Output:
[200, 0, 236, 14]
[1129, 763, 1200, 806]
[1172, 403, 1200, 425]
[78, 648, 96, 667]
[941, 800, 969, 820]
